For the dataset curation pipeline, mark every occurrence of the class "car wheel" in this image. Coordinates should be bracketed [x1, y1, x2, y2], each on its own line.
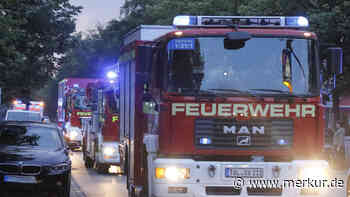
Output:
[97, 163, 109, 174]
[84, 154, 93, 169]
[128, 185, 135, 197]
[88, 158, 94, 168]
[59, 174, 71, 197]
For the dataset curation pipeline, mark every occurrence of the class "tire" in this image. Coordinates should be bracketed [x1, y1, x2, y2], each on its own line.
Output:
[84, 154, 93, 169]
[347, 178, 350, 197]
[124, 147, 129, 190]
[97, 163, 109, 174]
[128, 185, 135, 197]
[59, 173, 71, 197]
[94, 159, 109, 174]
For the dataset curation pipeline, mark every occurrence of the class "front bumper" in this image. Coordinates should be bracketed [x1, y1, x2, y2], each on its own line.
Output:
[151, 159, 346, 197]
[0, 172, 70, 192]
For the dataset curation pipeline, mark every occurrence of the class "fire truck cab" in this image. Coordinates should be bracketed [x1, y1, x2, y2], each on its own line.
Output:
[82, 78, 121, 174]
[117, 16, 345, 197]
[57, 78, 99, 149]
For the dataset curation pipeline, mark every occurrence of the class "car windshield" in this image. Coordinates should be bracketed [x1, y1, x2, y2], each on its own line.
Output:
[6, 111, 42, 121]
[0, 125, 62, 150]
[166, 36, 318, 96]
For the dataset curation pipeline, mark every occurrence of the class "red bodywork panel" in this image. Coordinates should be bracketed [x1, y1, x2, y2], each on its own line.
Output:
[85, 81, 120, 142]
[158, 95, 325, 159]
[158, 28, 317, 41]
[102, 112, 120, 142]
[102, 92, 120, 142]
[70, 109, 91, 128]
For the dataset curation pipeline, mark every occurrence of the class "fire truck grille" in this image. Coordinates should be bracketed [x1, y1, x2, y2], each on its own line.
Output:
[195, 118, 293, 149]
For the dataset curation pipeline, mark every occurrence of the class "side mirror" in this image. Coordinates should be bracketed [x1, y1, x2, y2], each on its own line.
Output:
[65, 145, 70, 151]
[327, 47, 343, 75]
[224, 31, 251, 50]
[282, 48, 293, 92]
[142, 93, 158, 115]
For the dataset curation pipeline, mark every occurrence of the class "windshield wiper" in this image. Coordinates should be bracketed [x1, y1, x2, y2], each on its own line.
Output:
[287, 40, 306, 80]
[249, 89, 289, 93]
[207, 88, 259, 97]
[248, 89, 309, 97]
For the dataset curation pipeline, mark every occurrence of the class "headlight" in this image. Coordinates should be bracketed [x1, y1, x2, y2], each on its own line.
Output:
[47, 163, 70, 175]
[69, 131, 78, 139]
[298, 166, 328, 179]
[155, 167, 190, 181]
[103, 146, 115, 156]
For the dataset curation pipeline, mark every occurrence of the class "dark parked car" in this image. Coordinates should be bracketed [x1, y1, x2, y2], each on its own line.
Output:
[0, 121, 71, 197]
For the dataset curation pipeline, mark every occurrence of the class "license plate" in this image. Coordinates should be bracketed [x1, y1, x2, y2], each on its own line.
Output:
[225, 168, 263, 178]
[4, 175, 37, 184]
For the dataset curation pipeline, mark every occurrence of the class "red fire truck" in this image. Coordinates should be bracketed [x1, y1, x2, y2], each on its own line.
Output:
[82, 78, 121, 173]
[12, 100, 26, 110]
[28, 101, 44, 115]
[117, 16, 346, 197]
[57, 78, 99, 149]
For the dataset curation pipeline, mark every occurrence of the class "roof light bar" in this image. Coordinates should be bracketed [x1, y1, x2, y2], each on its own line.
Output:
[173, 16, 309, 28]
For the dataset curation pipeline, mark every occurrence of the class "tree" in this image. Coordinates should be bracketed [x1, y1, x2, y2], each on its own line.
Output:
[0, 0, 81, 103]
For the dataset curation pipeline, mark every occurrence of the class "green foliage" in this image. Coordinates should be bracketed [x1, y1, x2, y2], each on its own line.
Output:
[0, 0, 81, 103]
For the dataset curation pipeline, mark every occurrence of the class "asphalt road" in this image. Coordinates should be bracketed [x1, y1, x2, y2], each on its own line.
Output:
[69, 151, 128, 197]
[3, 151, 348, 197]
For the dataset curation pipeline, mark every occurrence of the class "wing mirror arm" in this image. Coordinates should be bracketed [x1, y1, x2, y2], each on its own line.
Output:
[282, 48, 293, 92]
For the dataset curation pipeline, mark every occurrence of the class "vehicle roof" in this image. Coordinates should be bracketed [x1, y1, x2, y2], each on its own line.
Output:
[7, 110, 41, 114]
[157, 28, 317, 42]
[0, 121, 59, 129]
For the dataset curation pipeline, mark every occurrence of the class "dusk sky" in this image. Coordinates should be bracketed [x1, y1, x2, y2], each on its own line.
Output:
[70, 0, 124, 33]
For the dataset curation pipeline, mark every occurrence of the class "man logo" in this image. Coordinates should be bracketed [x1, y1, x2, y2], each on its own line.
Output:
[237, 136, 251, 146]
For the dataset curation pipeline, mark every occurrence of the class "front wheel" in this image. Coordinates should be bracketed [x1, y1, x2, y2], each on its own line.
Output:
[95, 161, 109, 174]
[84, 154, 93, 168]
[347, 178, 350, 197]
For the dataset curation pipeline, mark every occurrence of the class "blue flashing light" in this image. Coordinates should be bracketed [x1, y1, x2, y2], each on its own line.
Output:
[285, 16, 309, 27]
[173, 15, 197, 26]
[297, 16, 309, 26]
[277, 139, 287, 145]
[173, 15, 309, 28]
[107, 71, 118, 79]
[200, 137, 212, 145]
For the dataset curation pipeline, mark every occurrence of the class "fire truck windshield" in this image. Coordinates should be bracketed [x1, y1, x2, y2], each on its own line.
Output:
[70, 89, 88, 110]
[167, 36, 318, 96]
